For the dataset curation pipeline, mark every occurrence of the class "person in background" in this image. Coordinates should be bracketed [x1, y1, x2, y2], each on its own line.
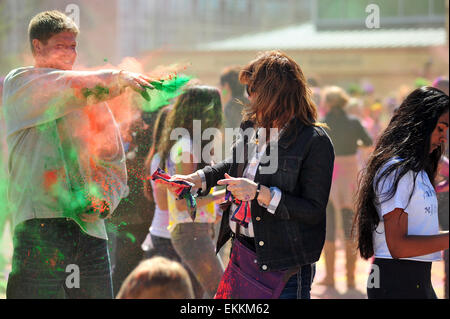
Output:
[307, 77, 323, 118]
[158, 86, 226, 298]
[141, 104, 206, 295]
[436, 155, 449, 299]
[320, 86, 373, 292]
[116, 256, 194, 299]
[219, 66, 249, 136]
[433, 77, 449, 96]
[433, 76, 449, 299]
[354, 86, 449, 299]
[346, 97, 364, 120]
[110, 109, 155, 296]
[142, 105, 173, 260]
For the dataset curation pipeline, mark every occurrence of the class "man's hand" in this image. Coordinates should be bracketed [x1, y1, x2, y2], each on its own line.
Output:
[80, 212, 102, 223]
[80, 200, 110, 223]
[118, 71, 154, 93]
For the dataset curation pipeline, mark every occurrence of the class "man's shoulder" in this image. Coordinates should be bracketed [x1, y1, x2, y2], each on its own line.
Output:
[5, 66, 34, 79]
[4, 66, 36, 86]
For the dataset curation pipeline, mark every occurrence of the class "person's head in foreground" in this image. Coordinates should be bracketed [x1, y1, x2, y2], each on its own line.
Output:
[354, 86, 449, 259]
[116, 257, 194, 299]
[29, 10, 79, 70]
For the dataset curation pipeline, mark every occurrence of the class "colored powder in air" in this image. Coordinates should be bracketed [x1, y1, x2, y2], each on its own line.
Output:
[125, 232, 136, 243]
[415, 77, 430, 88]
[141, 75, 191, 112]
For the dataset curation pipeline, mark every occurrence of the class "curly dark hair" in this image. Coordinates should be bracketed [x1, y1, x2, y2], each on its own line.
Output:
[353, 86, 449, 259]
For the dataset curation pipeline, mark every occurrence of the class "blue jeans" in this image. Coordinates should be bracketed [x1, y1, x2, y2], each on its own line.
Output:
[279, 264, 316, 299]
[7, 218, 113, 299]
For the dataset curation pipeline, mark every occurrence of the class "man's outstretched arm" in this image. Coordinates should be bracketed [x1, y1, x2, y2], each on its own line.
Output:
[2, 68, 152, 136]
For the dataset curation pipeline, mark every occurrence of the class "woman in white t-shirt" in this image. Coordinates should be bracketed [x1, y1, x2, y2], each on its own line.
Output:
[156, 86, 226, 298]
[142, 106, 179, 259]
[353, 86, 449, 299]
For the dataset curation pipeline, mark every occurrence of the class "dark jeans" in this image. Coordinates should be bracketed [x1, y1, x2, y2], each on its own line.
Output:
[7, 218, 112, 299]
[110, 223, 150, 297]
[279, 264, 316, 299]
[367, 258, 437, 299]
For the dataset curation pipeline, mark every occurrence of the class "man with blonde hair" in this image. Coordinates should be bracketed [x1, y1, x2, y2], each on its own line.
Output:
[2, 10, 153, 298]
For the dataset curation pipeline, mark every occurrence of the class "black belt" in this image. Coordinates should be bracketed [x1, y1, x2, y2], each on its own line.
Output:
[233, 231, 256, 252]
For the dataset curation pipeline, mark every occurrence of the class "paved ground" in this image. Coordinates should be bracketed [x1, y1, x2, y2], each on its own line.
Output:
[0, 229, 446, 299]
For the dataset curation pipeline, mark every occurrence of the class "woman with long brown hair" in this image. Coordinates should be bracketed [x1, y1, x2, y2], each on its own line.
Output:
[171, 50, 335, 299]
[156, 85, 226, 298]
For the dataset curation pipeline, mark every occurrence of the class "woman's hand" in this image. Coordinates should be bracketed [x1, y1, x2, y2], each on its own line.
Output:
[163, 172, 203, 199]
[171, 172, 203, 188]
[217, 173, 257, 201]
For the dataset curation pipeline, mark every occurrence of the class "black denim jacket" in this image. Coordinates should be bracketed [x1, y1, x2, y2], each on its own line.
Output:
[200, 118, 335, 272]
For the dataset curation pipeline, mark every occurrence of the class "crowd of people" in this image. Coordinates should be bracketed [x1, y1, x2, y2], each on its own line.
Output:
[0, 10, 448, 299]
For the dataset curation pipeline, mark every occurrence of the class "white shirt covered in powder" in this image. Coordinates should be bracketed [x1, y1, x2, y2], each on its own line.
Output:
[2, 66, 128, 239]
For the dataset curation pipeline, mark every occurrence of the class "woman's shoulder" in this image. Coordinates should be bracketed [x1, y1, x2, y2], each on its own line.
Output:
[281, 121, 333, 148]
[310, 125, 334, 148]
[376, 157, 405, 179]
[374, 158, 415, 192]
[312, 124, 330, 137]
[282, 124, 334, 160]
